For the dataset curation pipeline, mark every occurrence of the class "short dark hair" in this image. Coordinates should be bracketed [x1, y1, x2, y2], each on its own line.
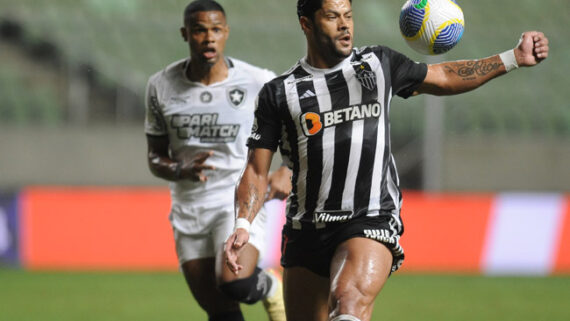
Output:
[297, 0, 352, 20]
[183, 0, 226, 25]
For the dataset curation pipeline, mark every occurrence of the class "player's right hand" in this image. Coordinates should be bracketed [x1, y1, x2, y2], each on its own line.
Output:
[223, 229, 249, 275]
[180, 150, 215, 182]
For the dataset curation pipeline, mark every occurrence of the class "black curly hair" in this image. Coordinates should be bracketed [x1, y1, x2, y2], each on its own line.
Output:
[183, 0, 225, 25]
[297, 0, 352, 20]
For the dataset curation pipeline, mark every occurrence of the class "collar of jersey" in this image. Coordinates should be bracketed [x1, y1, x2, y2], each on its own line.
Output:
[299, 51, 354, 76]
[181, 57, 236, 87]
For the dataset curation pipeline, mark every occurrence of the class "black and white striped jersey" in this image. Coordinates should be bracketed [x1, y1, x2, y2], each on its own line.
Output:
[248, 46, 427, 229]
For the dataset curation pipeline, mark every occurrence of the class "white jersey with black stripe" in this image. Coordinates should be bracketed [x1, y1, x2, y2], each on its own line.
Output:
[248, 46, 427, 229]
[145, 57, 276, 206]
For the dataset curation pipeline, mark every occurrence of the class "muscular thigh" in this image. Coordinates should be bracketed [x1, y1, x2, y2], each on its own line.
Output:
[329, 237, 393, 321]
[283, 267, 329, 321]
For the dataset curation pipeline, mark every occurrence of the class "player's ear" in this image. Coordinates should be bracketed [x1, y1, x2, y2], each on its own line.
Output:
[180, 27, 188, 42]
[299, 16, 313, 33]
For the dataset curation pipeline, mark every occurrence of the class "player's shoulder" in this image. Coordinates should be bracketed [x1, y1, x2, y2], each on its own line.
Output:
[355, 45, 418, 69]
[148, 58, 187, 86]
[255, 61, 304, 104]
[354, 45, 401, 59]
[228, 57, 276, 84]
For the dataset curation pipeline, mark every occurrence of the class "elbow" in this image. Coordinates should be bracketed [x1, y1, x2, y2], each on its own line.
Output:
[418, 82, 454, 96]
[147, 161, 160, 178]
[424, 81, 471, 96]
[147, 154, 162, 178]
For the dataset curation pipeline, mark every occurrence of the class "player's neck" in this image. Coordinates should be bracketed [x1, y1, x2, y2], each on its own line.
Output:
[187, 57, 229, 85]
[306, 47, 344, 70]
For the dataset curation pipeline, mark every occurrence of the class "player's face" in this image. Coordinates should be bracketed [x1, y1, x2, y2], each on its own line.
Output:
[312, 0, 354, 60]
[181, 10, 229, 66]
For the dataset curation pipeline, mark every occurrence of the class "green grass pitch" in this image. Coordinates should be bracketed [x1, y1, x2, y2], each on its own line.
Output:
[1, 269, 569, 320]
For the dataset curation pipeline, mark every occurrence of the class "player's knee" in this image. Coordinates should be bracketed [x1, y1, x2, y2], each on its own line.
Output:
[218, 269, 262, 304]
[330, 284, 374, 315]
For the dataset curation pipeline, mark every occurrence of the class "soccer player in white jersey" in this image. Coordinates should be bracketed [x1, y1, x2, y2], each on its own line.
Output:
[224, 0, 549, 320]
[144, 1, 290, 320]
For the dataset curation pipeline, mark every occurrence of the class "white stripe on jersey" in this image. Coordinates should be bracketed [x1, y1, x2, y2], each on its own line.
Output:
[314, 76, 334, 216]
[368, 53, 387, 212]
[387, 154, 402, 213]
[340, 64, 363, 210]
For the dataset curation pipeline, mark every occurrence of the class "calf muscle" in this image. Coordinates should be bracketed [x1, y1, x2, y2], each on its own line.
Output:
[329, 238, 393, 321]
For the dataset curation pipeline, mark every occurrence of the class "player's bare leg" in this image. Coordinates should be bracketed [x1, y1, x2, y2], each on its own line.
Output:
[217, 242, 259, 282]
[181, 258, 242, 320]
[283, 266, 330, 321]
[328, 238, 393, 321]
[217, 243, 286, 321]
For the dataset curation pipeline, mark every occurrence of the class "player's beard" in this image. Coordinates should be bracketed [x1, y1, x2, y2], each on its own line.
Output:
[313, 27, 352, 64]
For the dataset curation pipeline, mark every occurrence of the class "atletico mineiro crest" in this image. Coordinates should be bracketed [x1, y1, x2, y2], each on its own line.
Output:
[355, 64, 377, 91]
[227, 87, 246, 108]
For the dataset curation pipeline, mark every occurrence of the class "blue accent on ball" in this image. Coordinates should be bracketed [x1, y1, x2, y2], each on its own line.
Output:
[399, 3, 426, 37]
[432, 23, 464, 54]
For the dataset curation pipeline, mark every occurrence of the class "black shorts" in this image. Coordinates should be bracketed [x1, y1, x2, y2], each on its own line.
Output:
[280, 213, 405, 278]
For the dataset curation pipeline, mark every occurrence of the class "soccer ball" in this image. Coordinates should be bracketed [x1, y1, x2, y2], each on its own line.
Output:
[399, 0, 465, 55]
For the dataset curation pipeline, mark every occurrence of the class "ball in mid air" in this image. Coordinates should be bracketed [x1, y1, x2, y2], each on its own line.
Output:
[399, 0, 465, 55]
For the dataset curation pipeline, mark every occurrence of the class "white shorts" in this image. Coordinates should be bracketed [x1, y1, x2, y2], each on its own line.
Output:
[171, 200, 268, 266]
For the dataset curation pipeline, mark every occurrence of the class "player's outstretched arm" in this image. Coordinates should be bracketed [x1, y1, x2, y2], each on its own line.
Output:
[224, 148, 274, 274]
[415, 31, 549, 96]
[146, 135, 215, 182]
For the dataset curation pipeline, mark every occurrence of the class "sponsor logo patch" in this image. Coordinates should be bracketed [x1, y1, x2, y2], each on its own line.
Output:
[363, 229, 397, 245]
[300, 102, 382, 136]
[171, 113, 240, 143]
[312, 210, 354, 224]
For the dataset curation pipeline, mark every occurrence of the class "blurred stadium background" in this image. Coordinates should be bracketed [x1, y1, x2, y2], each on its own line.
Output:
[0, 0, 569, 320]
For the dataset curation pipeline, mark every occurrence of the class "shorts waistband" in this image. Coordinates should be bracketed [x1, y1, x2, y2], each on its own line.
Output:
[287, 210, 393, 230]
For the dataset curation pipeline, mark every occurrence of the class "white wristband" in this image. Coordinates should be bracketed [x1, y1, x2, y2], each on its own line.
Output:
[234, 218, 251, 233]
[499, 49, 519, 72]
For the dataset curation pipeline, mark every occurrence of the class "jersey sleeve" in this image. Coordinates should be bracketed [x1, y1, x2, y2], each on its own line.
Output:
[384, 47, 428, 99]
[261, 68, 277, 84]
[252, 67, 277, 87]
[246, 82, 282, 151]
[144, 79, 168, 136]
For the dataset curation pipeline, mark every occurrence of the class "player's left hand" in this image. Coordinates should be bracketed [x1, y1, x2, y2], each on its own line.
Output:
[514, 31, 549, 67]
[266, 166, 292, 201]
[223, 229, 250, 275]
[180, 150, 215, 182]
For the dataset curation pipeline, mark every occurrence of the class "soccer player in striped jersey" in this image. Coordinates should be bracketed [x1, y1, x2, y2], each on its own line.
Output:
[225, 0, 549, 320]
[145, 1, 290, 320]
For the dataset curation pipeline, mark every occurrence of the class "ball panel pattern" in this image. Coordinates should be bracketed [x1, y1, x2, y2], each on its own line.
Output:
[432, 21, 464, 54]
[399, 0, 464, 55]
[400, 4, 424, 38]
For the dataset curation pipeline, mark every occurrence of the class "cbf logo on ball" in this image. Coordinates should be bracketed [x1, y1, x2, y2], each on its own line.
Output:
[300, 103, 382, 137]
[399, 0, 465, 55]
